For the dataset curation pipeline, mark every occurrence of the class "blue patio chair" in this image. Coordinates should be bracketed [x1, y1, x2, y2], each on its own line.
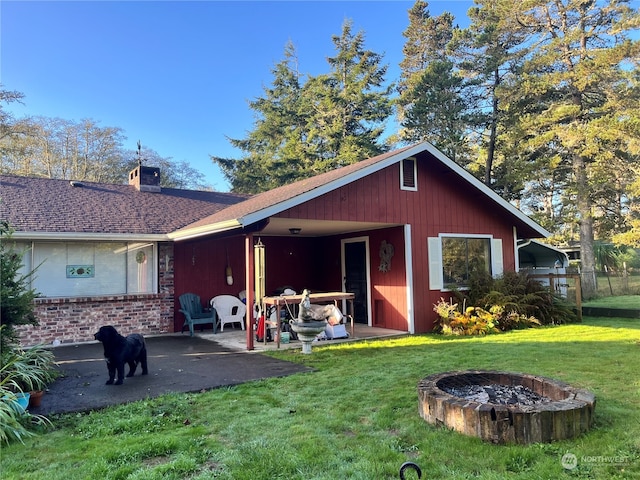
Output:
[179, 293, 217, 336]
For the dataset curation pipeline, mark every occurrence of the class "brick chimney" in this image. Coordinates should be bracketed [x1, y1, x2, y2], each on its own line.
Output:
[129, 165, 161, 192]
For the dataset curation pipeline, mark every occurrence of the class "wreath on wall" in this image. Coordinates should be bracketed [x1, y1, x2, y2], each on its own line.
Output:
[379, 240, 394, 272]
[136, 251, 147, 264]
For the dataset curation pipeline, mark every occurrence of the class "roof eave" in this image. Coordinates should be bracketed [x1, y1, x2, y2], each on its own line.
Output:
[419, 143, 551, 239]
[10, 232, 171, 242]
[240, 141, 550, 239]
[168, 220, 243, 241]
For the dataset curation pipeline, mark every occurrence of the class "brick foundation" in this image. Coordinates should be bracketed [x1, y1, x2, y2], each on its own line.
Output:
[17, 294, 174, 346]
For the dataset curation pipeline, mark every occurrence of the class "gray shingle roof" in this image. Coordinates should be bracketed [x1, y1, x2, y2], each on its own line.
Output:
[1, 143, 550, 240]
[0, 175, 248, 236]
[172, 145, 415, 234]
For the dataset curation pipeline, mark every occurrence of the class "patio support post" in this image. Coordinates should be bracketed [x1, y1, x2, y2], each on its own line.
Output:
[245, 233, 255, 350]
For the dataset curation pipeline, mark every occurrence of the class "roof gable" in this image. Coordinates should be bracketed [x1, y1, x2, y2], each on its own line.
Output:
[172, 142, 550, 240]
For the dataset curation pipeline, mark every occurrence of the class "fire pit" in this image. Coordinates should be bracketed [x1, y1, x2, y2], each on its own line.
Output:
[418, 370, 596, 444]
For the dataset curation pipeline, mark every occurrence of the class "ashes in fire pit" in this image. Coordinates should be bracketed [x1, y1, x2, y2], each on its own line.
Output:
[418, 370, 596, 444]
[441, 383, 552, 406]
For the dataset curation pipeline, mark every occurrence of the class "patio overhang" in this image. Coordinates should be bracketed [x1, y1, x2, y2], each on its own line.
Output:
[256, 217, 400, 237]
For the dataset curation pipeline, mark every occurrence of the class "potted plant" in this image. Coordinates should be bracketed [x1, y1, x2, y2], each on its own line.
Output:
[0, 341, 58, 407]
[0, 223, 55, 443]
[0, 336, 57, 443]
[21, 345, 58, 408]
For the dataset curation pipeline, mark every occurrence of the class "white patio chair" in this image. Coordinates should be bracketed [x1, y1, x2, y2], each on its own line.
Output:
[210, 295, 247, 332]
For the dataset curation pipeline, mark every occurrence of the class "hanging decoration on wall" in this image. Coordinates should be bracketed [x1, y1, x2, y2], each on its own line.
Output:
[225, 247, 234, 286]
[254, 239, 266, 303]
[66, 265, 94, 278]
[379, 240, 394, 273]
[135, 251, 147, 264]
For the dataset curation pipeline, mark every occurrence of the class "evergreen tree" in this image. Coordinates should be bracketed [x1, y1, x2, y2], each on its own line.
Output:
[303, 19, 392, 171]
[450, 0, 530, 186]
[397, 2, 470, 164]
[506, 0, 640, 297]
[397, 1, 454, 96]
[212, 42, 310, 193]
[214, 21, 392, 192]
[0, 221, 38, 352]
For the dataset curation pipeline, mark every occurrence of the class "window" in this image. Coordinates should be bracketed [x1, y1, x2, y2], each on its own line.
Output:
[428, 235, 503, 290]
[400, 157, 417, 191]
[442, 237, 491, 288]
[17, 241, 156, 298]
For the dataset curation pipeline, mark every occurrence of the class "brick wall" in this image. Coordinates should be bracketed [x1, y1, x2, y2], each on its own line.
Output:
[17, 243, 175, 347]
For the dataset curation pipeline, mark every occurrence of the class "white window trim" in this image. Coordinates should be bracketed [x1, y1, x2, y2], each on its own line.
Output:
[404, 224, 415, 333]
[428, 233, 503, 291]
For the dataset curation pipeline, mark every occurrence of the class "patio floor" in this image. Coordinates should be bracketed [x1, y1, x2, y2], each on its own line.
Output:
[198, 323, 408, 352]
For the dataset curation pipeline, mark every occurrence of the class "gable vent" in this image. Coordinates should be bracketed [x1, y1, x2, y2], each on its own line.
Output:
[401, 157, 417, 191]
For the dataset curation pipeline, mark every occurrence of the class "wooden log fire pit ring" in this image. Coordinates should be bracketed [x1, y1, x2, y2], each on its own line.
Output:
[418, 370, 596, 444]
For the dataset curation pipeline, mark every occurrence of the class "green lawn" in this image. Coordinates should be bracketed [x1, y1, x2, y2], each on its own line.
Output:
[2, 317, 639, 479]
[583, 295, 640, 309]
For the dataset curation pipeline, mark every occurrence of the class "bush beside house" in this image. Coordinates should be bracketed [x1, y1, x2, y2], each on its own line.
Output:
[0, 222, 57, 443]
[433, 271, 578, 335]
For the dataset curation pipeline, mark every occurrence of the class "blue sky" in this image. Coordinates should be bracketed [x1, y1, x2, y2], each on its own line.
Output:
[2, 1, 475, 191]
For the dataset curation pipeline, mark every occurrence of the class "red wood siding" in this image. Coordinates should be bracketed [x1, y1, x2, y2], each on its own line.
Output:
[251, 236, 341, 295]
[173, 151, 523, 335]
[174, 235, 246, 332]
[174, 236, 343, 331]
[367, 227, 407, 330]
[275, 151, 518, 333]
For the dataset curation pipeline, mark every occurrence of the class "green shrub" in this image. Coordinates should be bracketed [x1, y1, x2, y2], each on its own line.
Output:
[0, 220, 39, 352]
[451, 271, 577, 326]
[433, 299, 500, 335]
[0, 332, 56, 444]
[433, 298, 540, 336]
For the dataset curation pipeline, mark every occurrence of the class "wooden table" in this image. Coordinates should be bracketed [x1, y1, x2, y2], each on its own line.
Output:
[261, 292, 355, 348]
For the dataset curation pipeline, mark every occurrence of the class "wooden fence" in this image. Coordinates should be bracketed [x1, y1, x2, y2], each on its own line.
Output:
[529, 273, 582, 322]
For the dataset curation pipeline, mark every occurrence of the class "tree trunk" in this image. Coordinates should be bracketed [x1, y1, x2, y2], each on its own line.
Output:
[484, 68, 500, 186]
[573, 154, 597, 298]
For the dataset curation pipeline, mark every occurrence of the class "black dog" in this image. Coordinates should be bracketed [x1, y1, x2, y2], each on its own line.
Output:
[94, 325, 148, 385]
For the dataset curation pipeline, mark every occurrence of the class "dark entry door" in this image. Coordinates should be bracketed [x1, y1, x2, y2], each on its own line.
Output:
[344, 240, 369, 324]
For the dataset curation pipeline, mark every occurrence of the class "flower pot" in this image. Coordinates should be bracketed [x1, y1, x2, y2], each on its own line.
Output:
[3, 392, 30, 414]
[29, 390, 44, 408]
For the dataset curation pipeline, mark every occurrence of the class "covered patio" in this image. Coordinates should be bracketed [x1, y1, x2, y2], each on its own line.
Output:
[198, 323, 408, 352]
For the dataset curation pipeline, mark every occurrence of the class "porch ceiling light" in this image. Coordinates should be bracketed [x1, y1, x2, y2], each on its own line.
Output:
[289, 227, 302, 235]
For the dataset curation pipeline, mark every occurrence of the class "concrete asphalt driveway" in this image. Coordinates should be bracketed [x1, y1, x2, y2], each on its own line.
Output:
[30, 334, 312, 416]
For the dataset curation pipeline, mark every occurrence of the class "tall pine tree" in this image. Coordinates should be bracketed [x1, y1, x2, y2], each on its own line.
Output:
[302, 19, 392, 171]
[506, 0, 640, 297]
[212, 42, 309, 193]
[451, 0, 530, 187]
[213, 22, 392, 192]
[397, 1, 470, 164]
